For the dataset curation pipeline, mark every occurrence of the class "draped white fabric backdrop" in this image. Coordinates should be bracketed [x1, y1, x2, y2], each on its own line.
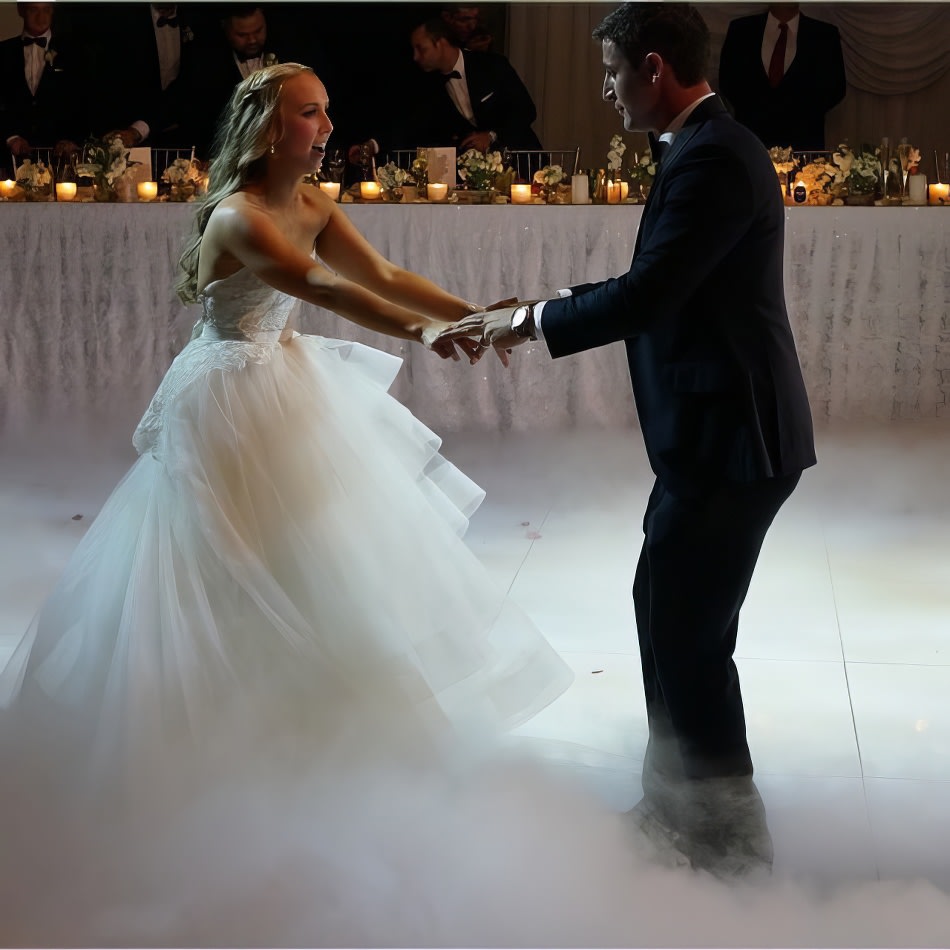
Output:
[1, 202, 948, 441]
[509, 2, 950, 180]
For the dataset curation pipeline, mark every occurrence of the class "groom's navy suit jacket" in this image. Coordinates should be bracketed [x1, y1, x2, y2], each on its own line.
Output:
[540, 96, 815, 498]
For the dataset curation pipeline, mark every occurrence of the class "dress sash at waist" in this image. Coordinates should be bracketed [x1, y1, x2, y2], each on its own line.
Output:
[199, 323, 286, 345]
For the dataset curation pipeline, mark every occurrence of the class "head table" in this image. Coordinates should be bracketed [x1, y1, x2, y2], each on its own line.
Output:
[1, 201, 948, 437]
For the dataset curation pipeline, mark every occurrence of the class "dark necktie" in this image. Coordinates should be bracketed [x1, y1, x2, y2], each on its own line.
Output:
[441, 70, 462, 82]
[768, 23, 788, 88]
[156, 15, 179, 28]
[22, 35, 48, 48]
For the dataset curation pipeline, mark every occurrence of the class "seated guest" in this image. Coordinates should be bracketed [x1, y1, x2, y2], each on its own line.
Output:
[81, 3, 200, 149]
[0, 2, 87, 158]
[184, 4, 333, 158]
[441, 4, 493, 53]
[404, 17, 541, 154]
[718, 3, 846, 151]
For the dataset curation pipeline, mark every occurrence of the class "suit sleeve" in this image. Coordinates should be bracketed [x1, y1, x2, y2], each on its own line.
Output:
[539, 143, 757, 359]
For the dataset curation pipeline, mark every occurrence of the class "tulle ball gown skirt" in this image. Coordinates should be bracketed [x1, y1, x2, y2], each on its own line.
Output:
[0, 333, 572, 816]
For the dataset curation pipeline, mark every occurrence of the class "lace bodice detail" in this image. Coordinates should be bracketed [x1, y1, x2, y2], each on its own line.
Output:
[198, 267, 299, 340]
[133, 269, 302, 460]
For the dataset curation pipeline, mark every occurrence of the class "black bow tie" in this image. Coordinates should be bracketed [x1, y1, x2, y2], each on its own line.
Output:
[156, 15, 179, 28]
[22, 35, 48, 48]
[441, 70, 462, 82]
[236, 51, 262, 63]
[648, 131, 670, 162]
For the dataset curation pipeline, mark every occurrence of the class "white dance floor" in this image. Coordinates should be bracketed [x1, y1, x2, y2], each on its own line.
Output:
[3, 415, 948, 903]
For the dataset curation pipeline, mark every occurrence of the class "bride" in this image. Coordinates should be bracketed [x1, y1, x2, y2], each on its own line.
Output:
[0, 63, 572, 816]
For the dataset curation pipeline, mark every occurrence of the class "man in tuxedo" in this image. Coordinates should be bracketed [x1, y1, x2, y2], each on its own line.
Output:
[184, 4, 332, 159]
[441, 5, 493, 53]
[438, 2, 816, 879]
[718, 3, 846, 150]
[0, 2, 87, 159]
[83, 3, 199, 148]
[404, 17, 541, 153]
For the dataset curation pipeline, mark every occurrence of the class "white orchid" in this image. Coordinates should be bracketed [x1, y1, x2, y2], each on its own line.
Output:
[457, 149, 505, 190]
[607, 134, 626, 171]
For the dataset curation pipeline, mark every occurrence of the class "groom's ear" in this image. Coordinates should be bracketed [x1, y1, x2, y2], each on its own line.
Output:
[484, 297, 519, 311]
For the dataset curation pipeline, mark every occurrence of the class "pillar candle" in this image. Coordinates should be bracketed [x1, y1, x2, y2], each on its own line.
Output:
[570, 175, 589, 205]
[606, 180, 622, 204]
[927, 182, 949, 205]
[427, 182, 448, 202]
[55, 182, 77, 201]
[319, 181, 341, 200]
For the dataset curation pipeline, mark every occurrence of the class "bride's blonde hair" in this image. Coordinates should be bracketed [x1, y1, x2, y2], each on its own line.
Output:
[176, 62, 315, 304]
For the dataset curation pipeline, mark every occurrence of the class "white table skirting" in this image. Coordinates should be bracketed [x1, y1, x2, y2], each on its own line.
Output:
[1, 202, 948, 437]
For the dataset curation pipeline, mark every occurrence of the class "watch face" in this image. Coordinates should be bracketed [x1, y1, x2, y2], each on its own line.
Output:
[512, 306, 528, 329]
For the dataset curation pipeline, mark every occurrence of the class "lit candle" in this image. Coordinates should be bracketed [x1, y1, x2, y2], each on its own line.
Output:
[570, 175, 589, 205]
[619, 181, 629, 201]
[55, 182, 77, 201]
[0, 179, 16, 199]
[510, 183, 532, 204]
[427, 182, 448, 202]
[319, 181, 341, 201]
[137, 181, 158, 202]
[359, 181, 381, 200]
[606, 180, 622, 204]
[928, 182, 950, 205]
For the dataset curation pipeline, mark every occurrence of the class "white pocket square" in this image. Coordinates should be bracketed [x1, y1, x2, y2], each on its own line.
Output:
[480, 92, 495, 103]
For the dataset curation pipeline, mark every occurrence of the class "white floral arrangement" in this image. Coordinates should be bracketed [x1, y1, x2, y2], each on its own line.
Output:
[834, 144, 879, 194]
[15, 158, 52, 189]
[162, 158, 202, 185]
[533, 164, 565, 187]
[76, 135, 137, 186]
[628, 151, 657, 183]
[262, 52, 278, 68]
[607, 134, 627, 171]
[377, 161, 411, 192]
[768, 145, 798, 177]
[457, 148, 504, 191]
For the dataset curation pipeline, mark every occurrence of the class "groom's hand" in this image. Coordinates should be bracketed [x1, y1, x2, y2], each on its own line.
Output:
[433, 306, 530, 367]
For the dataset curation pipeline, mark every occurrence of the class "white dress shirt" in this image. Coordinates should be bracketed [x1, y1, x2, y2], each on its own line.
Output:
[22, 29, 52, 96]
[152, 5, 182, 91]
[443, 51, 476, 126]
[760, 11, 800, 78]
[236, 53, 263, 80]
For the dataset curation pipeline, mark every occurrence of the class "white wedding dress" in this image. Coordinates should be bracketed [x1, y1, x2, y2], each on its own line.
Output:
[0, 268, 572, 807]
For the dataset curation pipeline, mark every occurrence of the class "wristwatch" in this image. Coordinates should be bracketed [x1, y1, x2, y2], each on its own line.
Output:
[511, 303, 536, 340]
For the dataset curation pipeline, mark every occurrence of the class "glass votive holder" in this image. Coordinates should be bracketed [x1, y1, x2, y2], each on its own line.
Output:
[427, 182, 448, 202]
[359, 181, 381, 200]
[319, 181, 341, 201]
[137, 181, 158, 202]
[55, 182, 77, 201]
[510, 183, 532, 204]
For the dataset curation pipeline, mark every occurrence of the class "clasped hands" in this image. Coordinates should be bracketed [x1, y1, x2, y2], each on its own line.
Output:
[423, 298, 535, 368]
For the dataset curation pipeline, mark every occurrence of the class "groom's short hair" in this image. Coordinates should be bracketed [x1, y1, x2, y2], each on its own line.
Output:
[593, 3, 710, 87]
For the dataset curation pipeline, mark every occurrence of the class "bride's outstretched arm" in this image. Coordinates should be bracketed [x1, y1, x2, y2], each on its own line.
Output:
[208, 202, 478, 357]
[313, 204, 480, 323]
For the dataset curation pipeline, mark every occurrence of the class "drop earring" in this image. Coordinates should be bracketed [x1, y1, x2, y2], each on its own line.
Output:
[651, 73, 658, 84]
[269, 143, 276, 155]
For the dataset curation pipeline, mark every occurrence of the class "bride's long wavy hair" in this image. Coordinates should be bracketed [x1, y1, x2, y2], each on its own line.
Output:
[176, 62, 315, 304]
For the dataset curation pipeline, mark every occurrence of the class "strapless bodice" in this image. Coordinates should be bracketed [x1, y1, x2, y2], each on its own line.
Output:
[197, 267, 298, 342]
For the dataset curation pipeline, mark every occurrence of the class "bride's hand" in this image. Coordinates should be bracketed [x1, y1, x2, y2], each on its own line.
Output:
[421, 324, 485, 363]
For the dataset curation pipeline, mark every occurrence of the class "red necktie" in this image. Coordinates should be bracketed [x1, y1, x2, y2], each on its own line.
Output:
[768, 23, 788, 88]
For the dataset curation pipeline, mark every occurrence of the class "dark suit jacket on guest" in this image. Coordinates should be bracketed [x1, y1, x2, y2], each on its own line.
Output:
[718, 12, 846, 151]
[400, 48, 541, 151]
[0, 31, 88, 147]
[540, 96, 816, 499]
[85, 5, 199, 146]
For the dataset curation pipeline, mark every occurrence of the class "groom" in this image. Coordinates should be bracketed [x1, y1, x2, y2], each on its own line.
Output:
[438, 2, 816, 879]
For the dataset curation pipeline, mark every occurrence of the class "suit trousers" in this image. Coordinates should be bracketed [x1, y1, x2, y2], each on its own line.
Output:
[633, 471, 801, 784]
